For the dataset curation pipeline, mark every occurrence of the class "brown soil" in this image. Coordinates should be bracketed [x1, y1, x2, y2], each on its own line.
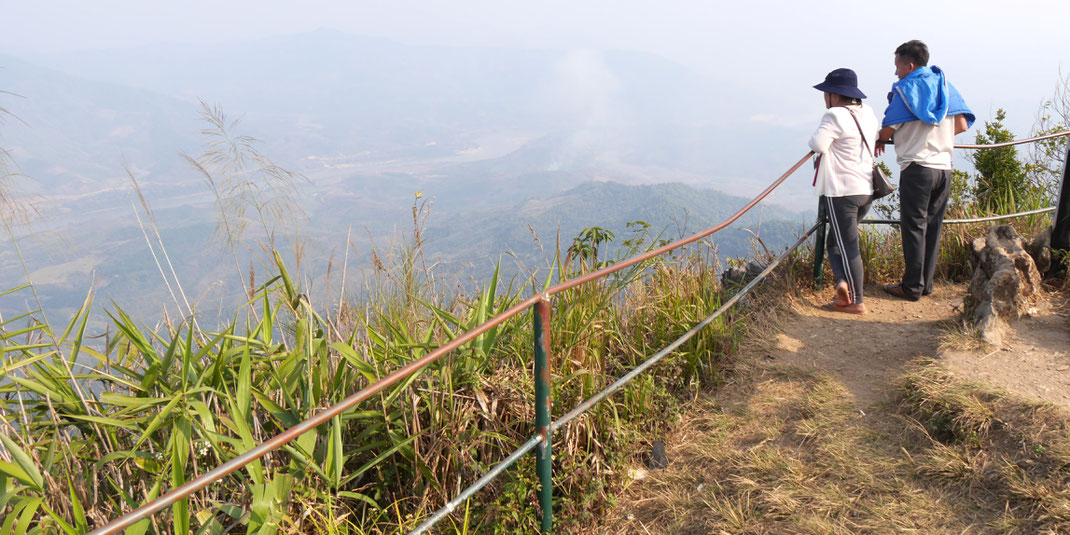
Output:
[768, 283, 1070, 411]
[941, 297, 1070, 409]
[591, 282, 1070, 534]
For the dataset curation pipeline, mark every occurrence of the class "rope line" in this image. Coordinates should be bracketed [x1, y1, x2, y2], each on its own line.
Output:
[861, 206, 1055, 226]
[89, 131, 1069, 535]
[410, 436, 544, 534]
[87, 151, 816, 535]
[954, 130, 1070, 149]
[411, 222, 822, 534]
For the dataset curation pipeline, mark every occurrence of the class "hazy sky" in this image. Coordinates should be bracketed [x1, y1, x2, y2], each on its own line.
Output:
[4, 0, 1070, 133]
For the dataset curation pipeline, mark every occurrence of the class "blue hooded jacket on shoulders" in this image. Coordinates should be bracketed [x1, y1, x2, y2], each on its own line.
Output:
[882, 66, 975, 128]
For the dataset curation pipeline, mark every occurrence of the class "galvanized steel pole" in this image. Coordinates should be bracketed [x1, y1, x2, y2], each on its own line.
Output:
[533, 294, 553, 532]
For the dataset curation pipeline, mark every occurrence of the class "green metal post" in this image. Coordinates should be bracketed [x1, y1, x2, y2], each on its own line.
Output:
[812, 197, 828, 288]
[533, 295, 553, 532]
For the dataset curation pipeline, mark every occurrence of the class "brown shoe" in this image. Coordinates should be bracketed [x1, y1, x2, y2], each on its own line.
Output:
[883, 283, 920, 302]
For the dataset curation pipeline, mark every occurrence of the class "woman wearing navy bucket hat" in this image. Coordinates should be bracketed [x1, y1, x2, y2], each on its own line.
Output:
[808, 68, 880, 314]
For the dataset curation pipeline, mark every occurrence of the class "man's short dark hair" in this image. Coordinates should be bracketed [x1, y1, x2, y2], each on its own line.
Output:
[895, 40, 929, 66]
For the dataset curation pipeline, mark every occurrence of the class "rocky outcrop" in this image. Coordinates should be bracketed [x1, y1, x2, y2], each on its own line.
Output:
[969, 225, 1044, 346]
[1026, 226, 1052, 275]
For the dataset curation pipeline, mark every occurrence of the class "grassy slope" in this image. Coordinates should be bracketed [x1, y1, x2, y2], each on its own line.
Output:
[595, 359, 1070, 534]
[0, 181, 1062, 534]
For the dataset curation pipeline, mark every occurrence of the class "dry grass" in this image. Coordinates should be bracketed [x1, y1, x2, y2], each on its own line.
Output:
[899, 361, 1070, 532]
[593, 359, 1070, 534]
[938, 318, 993, 353]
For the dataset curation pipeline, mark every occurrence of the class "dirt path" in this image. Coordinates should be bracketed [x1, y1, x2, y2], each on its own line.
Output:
[767, 283, 962, 407]
[941, 297, 1070, 409]
[766, 283, 1070, 410]
[592, 282, 1070, 534]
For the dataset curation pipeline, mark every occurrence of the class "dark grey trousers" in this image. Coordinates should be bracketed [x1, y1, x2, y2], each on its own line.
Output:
[824, 195, 872, 303]
[898, 163, 951, 298]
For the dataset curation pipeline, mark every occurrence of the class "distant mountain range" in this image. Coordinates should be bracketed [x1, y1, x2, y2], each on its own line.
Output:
[0, 30, 819, 325]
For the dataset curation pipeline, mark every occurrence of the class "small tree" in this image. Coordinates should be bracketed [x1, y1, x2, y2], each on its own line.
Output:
[568, 226, 615, 270]
[1027, 70, 1070, 204]
[970, 109, 1031, 211]
[946, 169, 974, 217]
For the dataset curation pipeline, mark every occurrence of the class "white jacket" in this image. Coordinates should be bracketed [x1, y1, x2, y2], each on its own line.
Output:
[808, 104, 880, 197]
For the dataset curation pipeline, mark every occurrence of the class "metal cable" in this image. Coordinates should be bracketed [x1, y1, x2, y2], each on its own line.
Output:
[409, 436, 543, 535]
[406, 130, 1070, 532]
[87, 151, 815, 535]
[861, 206, 1055, 226]
[410, 222, 822, 534]
[880, 130, 1070, 148]
[954, 130, 1070, 149]
[552, 223, 820, 431]
[89, 128, 1070, 533]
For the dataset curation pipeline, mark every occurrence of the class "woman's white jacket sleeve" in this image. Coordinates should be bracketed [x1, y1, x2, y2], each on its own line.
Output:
[808, 110, 842, 155]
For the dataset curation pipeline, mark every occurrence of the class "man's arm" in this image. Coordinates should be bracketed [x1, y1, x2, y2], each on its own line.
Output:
[953, 114, 968, 135]
[875, 125, 896, 156]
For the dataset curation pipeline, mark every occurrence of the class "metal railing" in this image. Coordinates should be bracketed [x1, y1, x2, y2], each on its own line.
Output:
[861, 206, 1056, 226]
[412, 221, 822, 533]
[90, 130, 1070, 535]
[812, 131, 1070, 285]
[89, 152, 816, 535]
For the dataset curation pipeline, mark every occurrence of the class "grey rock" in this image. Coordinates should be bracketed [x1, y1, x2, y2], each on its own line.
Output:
[720, 261, 765, 289]
[647, 440, 668, 469]
[969, 225, 1043, 346]
[1027, 226, 1052, 274]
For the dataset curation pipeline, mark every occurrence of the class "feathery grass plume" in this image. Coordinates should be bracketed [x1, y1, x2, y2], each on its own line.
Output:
[0, 91, 40, 231]
[183, 100, 308, 249]
[182, 100, 309, 328]
[0, 90, 106, 457]
[126, 167, 201, 334]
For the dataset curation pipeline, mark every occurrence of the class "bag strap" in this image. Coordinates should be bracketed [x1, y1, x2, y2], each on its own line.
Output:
[847, 108, 874, 159]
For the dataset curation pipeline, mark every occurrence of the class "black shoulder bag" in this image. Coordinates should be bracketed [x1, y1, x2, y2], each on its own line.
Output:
[848, 110, 895, 199]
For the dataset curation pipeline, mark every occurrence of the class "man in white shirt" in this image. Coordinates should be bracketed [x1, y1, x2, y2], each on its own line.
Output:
[875, 40, 974, 301]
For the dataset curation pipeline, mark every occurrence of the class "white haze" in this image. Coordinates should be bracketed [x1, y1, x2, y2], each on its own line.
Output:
[1, 0, 1069, 323]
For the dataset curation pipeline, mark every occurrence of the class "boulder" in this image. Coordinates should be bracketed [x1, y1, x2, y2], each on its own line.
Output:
[720, 260, 765, 289]
[647, 440, 668, 469]
[969, 225, 1044, 346]
[1026, 226, 1052, 275]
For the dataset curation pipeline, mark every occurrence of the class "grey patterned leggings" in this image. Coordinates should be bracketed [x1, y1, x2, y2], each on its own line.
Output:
[824, 194, 872, 304]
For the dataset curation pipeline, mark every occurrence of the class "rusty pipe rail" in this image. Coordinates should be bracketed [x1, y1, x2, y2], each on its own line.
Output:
[543, 151, 815, 296]
[87, 129, 1070, 534]
[550, 222, 821, 433]
[953, 130, 1070, 149]
[411, 221, 822, 535]
[878, 130, 1070, 149]
[88, 150, 816, 535]
[813, 131, 1070, 286]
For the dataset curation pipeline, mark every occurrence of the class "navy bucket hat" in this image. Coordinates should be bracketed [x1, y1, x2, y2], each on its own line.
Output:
[813, 68, 866, 99]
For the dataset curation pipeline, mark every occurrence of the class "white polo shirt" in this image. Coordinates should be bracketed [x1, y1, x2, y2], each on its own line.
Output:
[890, 115, 957, 170]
